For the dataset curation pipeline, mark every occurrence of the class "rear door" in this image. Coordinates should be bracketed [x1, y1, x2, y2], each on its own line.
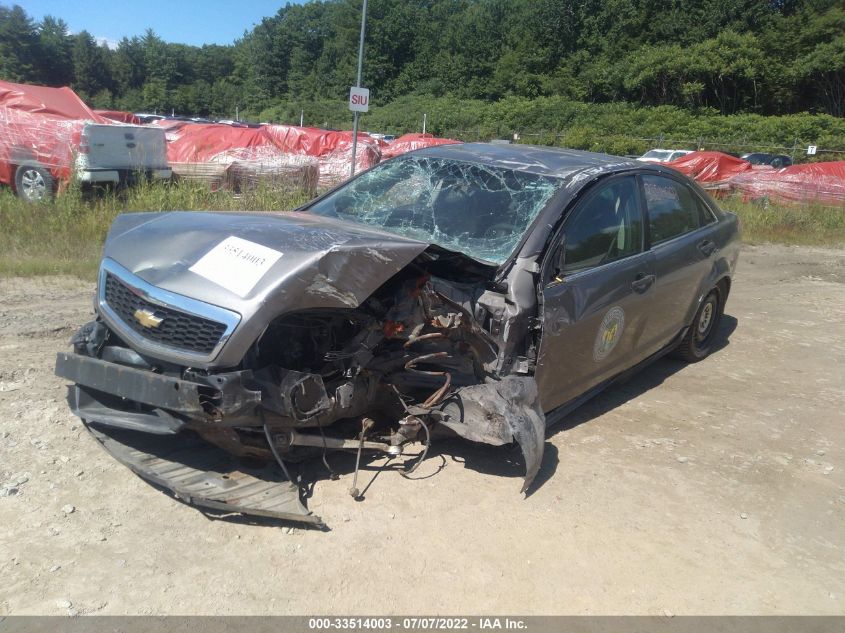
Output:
[638, 173, 720, 349]
[83, 124, 169, 171]
[535, 174, 657, 413]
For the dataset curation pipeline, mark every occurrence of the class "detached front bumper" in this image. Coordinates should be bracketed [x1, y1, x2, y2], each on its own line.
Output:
[55, 351, 319, 524]
[84, 424, 320, 524]
[56, 351, 206, 415]
[54, 351, 260, 434]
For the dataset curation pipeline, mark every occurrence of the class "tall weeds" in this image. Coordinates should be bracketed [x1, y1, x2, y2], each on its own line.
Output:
[0, 181, 841, 280]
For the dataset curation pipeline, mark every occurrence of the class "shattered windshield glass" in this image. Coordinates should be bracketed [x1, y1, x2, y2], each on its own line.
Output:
[306, 155, 563, 265]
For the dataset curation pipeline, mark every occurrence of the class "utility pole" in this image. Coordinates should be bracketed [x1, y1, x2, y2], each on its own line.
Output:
[350, 0, 368, 178]
[423, 113, 427, 135]
[300, 110, 304, 127]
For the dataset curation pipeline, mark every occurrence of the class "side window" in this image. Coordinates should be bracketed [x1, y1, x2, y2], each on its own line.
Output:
[641, 175, 712, 244]
[562, 177, 643, 274]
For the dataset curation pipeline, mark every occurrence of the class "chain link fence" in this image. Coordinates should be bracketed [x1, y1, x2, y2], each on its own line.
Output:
[439, 129, 845, 163]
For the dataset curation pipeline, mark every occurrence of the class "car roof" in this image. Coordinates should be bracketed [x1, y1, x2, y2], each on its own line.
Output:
[409, 142, 642, 180]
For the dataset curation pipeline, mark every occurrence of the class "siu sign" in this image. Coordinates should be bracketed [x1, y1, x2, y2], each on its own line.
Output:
[349, 86, 370, 113]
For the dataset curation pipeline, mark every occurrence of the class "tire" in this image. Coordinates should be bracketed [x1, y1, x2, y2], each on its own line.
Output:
[672, 287, 723, 362]
[14, 163, 54, 202]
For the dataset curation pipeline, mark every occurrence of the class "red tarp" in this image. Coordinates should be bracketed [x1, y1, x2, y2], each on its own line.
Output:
[263, 125, 381, 187]
[664, 151, 753, 192]
[0, 80, 109, 185]
[0, 80, 108, 122]
[381, 133, 462, 160]
[157, 121, 320, 193]
[262, 125, 370, 156]
[157, 121, 279, 163]
[95, 109, 142, 125]
[728, 161, 845, 206]
[159, 121, 382, 189]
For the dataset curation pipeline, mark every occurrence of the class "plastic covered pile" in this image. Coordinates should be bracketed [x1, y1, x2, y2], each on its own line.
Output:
[159, 121, 379, 191]
[156, 121, 319, 193]
[263, 125, 381, 188]
[0, 79, 109, 186]
[728, 161, 845, 206]
[94, 109, 142, 125]
[666, 150, 845, 206]
[381, 133, 461, 160]
[665, 151, 753, 193]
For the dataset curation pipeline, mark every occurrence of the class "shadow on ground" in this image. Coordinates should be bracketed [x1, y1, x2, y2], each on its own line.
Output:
[112, 314, 737, 526]
[308, 314, 739, 498]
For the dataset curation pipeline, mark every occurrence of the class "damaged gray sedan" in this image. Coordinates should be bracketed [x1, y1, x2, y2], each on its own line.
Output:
[55, 144, 740, 525]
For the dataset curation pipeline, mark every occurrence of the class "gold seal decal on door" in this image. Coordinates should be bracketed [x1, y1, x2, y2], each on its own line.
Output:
[593, 306, 625, 361]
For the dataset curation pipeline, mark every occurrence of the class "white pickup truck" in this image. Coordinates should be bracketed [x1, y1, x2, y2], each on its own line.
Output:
[0, 80, 171, 202]
[74, 123, 171, 188]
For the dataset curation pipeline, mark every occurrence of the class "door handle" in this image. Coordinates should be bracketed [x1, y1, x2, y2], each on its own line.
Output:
[631, 273, 656, 293]
[698, 239, 717, 257]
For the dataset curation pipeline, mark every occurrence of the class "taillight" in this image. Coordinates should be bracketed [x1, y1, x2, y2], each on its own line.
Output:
[78, 133, 89, 155]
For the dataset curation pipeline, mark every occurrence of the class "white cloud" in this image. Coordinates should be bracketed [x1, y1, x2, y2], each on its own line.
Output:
[67, 30, 120, 50]
[95, 36, 119, 50]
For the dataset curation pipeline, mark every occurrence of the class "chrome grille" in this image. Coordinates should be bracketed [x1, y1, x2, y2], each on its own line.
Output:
[104, 273, 227, 355]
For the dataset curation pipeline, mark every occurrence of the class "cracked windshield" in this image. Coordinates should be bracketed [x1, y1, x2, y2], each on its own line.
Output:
[307, 156, 563, 264]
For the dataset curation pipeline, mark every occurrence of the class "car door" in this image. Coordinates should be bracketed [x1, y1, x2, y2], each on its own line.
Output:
[535, 174, 657, 413]
[638, 173, 720, 350]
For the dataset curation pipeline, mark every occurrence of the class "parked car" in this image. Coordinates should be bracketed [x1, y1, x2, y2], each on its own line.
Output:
[134, 113, 165, 124]
[367, 132, 396, 142]
[638, 148, 694, 163]
[55, 144, 740, 525]
[0, 81, 171, 202]
[740, 153, 792, 168]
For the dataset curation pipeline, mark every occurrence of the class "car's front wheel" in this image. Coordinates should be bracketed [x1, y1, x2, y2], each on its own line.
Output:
[673, 287, 723, 362]
[14, 163, 54, 203]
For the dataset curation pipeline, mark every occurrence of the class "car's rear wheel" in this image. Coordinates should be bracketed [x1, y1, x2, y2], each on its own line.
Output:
[14, 163, 54, 202]
[673, 287, 723, 362]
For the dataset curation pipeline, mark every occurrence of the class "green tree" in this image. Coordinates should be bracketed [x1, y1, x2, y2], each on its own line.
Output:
[71, 31, 110, 98]
[141, 77, 167, 112]
[36, 16, 72, 85]
[693, 31, 766, 114]
[0, 4, 38, 82]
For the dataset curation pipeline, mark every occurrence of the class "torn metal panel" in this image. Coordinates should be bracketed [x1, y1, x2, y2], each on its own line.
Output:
[68, 385, 186, 435]
[437, 377, 546, 492]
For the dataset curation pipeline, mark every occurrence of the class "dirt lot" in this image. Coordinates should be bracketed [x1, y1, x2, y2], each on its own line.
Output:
[0, 243, 843, 616]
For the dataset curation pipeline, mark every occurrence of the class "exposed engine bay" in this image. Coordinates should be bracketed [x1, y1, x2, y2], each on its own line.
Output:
[57, 243, 546, 525]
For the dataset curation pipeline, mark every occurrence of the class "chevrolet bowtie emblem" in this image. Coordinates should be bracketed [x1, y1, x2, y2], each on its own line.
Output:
[134, 308, 164, 329]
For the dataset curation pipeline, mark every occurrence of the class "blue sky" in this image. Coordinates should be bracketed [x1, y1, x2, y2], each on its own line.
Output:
[16, 0, 307, 47]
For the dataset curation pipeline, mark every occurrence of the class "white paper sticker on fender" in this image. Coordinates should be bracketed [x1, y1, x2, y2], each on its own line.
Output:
[189, 236, 283, 298]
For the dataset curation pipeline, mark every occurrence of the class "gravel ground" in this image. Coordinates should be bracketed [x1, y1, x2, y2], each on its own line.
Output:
[0, 243, 843, 615]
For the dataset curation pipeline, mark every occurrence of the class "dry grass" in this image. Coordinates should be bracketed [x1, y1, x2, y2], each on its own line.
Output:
[1, 183, 842, 280]
[723, 196, 845, 247]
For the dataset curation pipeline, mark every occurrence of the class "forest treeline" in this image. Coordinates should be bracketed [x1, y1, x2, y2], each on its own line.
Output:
[1, 0, 843, 123]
